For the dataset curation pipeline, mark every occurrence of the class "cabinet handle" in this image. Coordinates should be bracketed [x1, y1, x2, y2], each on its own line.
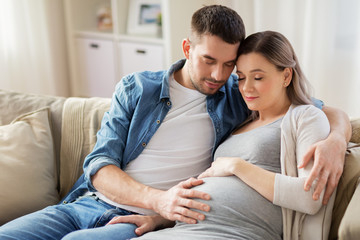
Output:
[90, 43, 99, 48]
[136, 49, 146, 54]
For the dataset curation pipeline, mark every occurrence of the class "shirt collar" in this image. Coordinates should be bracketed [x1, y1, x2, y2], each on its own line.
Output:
[159, 59, 186, 101]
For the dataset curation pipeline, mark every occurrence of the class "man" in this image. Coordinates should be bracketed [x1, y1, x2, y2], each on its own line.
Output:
[0, 5, 351, 240]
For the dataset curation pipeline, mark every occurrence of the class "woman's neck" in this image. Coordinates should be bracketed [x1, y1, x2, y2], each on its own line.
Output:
[257, 98, 291, 123]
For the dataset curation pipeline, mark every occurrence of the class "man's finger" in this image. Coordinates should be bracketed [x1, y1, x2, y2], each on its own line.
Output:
[107, 215, 135, 225]
[135, 223, 153, 236]
[304, 164, 322, 191]
[179, 188, 211, 201]
[313, 169, 330, 201]
[172, 212, 198, 224]
[299, 145, 316, 168]
[178, 197, 210, 212]
[175, 204, 206, 221]
[322, 173, 338, 205]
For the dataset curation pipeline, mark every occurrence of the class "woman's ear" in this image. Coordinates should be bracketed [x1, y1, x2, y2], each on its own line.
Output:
[284, 67, 293, 86]
[182, 38, 191, 59]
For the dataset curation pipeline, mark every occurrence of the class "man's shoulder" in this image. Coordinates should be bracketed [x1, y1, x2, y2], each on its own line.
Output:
[218, 74, 239, 95]
[116, 70, 166, 91]
[225, 73, 239, 86]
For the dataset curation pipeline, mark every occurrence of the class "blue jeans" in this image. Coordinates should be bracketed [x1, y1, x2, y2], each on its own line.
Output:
[0, 195, 138, 240]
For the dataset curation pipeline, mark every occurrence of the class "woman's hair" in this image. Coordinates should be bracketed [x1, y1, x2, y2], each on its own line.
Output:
[190, 5, 245, 45]
[238, 31, 313, 108]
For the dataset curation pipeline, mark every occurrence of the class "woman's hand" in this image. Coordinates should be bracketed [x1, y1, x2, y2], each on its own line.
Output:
[107, 214, 174, 236]
[198, 157, 243, 178]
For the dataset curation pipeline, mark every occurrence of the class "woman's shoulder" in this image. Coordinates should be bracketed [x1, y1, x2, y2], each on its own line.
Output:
[291, 104, 326, 119]
[288, 104, 329, 128]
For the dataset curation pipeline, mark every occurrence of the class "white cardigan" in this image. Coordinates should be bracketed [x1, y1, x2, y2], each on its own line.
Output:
[273, 104, 335, 240]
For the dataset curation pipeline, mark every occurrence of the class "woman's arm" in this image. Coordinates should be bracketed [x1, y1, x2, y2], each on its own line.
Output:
[198, 157, 276, 202]
[198, 156, 323, 214]
[199, 106, 331, 214]
[300, 105, 351, 204]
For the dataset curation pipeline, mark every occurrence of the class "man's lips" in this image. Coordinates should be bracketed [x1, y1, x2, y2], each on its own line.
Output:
[205, 80, 222, 89]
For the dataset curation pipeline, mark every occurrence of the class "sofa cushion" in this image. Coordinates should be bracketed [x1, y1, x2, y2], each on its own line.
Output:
[0, 89, 66, 192]
[329, 142, 360, 239]
[338, 181, 360, 240]
[59, 97, 111, 199]
[0, 108, 59, 225]
[350, 118, 360, 143]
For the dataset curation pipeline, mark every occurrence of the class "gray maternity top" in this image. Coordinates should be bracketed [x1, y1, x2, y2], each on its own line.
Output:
[136, 118, 283, 240]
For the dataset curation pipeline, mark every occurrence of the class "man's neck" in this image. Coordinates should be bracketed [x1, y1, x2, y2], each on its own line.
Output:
[173, 60, 189, 88]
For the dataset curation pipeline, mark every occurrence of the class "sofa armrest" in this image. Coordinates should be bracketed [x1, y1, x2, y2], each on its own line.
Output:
[338, 179, 360, 240]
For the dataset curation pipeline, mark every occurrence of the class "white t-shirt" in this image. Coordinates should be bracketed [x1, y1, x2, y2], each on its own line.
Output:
[96, 74, 214, 214]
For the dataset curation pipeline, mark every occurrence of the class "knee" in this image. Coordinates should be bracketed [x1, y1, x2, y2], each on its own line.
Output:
[0, 224, 26, 240]
[62, 231, 80, 240]
[62, 224, 138, 240]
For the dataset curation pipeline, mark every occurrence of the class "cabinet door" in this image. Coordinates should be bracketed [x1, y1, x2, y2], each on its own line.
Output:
[76, 38, 116, 97]
[118, 42, 164, 77]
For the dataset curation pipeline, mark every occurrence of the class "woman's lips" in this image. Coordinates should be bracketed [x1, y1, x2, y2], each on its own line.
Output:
[245, 96, 258, 101]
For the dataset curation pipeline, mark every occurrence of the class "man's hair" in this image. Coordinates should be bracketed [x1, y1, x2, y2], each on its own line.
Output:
[191, 5, 245, 45]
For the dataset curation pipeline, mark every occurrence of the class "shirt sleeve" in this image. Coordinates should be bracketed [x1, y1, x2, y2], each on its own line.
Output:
[273, 106, 330, 214]
[311, 97, 324, 110]
[82, 76, 137, 191]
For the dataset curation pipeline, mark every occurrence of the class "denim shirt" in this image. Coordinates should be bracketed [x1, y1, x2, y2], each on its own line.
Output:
[62, 59, 322, 203]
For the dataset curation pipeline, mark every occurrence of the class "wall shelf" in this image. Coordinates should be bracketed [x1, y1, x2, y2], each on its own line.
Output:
[64, 0, 218, 97]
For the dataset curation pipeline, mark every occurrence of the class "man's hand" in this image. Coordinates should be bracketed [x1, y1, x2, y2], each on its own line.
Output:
[299, 133, 347, 204]
[151, 178, 211, 224]
[107, 214, 174, 236]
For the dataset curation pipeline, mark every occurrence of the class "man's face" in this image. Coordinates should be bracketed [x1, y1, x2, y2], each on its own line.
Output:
[185, 35, 240, 95]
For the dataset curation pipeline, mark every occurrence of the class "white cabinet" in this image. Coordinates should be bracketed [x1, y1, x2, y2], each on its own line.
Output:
[118, 42, 164, 77]
[76, 38, 116, 97]
[64, 0, 217, 97]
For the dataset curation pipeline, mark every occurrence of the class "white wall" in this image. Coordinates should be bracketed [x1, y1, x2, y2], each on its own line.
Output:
[217, 0, 360, 118]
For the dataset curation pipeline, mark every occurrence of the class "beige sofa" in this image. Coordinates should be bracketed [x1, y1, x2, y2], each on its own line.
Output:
[0, 89, 359, 239]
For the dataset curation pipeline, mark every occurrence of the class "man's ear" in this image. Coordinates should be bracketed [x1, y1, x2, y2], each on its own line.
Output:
[182, 38, 191, 59]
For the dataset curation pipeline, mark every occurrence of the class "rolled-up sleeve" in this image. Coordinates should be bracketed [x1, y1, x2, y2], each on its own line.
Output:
[84, 156, 121, 191]
[82, 76, 136, 191]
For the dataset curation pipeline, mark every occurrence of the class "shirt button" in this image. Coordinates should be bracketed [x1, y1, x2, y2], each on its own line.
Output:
[216, 129, 219, 133]
[142, 142, 147, 147]
[156, 120, 160, 124]
[63, 200, 67, 204]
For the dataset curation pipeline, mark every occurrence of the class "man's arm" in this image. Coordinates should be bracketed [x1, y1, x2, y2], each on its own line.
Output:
[92, 165, 211, 223]
[299, 105, 351, 204]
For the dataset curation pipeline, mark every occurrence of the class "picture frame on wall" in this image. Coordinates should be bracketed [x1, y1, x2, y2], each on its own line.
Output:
[127, 0, 162, 36]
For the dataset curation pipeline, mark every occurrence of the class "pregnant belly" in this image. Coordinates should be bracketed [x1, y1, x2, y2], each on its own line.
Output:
[179, 176, 283, 238]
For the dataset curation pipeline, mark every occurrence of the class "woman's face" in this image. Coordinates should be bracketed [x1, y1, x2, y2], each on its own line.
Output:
[236, 52, 290, 114]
